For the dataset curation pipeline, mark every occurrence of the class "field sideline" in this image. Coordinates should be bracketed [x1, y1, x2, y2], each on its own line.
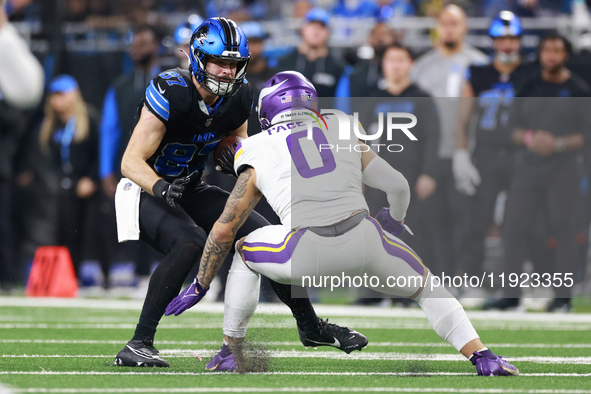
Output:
[0, 297, 590, 394]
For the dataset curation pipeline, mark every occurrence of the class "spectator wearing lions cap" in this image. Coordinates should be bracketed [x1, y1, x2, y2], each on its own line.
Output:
[38, 74, 100, 278]
[275, 8, 345, 100]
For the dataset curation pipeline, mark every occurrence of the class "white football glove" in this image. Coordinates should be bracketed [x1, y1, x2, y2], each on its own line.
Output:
[452, 149, 481, 196]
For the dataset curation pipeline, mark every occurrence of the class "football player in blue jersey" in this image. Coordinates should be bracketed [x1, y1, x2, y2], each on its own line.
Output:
[113, 17, 366, 369]
[452, 11, 537, 307]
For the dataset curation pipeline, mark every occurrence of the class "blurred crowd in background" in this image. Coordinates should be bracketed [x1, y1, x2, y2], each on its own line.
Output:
[2, 0, 591, 311]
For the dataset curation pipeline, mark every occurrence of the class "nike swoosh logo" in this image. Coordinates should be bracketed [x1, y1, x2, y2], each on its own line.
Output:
[126, 345, 163, 360]
[501, 365, 519, 375]
[306, 337, 340, 348]
[205, 363, 220, 371]
[158, 84, 166, 94]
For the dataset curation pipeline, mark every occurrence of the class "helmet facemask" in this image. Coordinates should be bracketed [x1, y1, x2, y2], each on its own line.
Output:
[191, 50, 250, 97]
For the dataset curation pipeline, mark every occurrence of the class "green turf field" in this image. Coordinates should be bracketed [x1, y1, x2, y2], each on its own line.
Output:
[0, 297, 590, 393]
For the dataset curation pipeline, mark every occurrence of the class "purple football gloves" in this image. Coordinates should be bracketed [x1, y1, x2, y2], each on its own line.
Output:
[471, 349, 519, 376]
[165, 278, 208, 316]
[375, 207, 405, 237]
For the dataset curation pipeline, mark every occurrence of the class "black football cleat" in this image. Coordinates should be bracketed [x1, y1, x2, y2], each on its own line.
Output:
[546, 298, 572, 312]
[299, 318, 368, 354]
[114, 339, 170, 367]
[482, 297, 519, 311]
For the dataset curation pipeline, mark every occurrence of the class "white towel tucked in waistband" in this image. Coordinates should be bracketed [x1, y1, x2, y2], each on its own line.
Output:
[115, 178, 142, 243]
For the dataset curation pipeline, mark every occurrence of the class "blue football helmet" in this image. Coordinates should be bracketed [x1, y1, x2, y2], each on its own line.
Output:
[489, 11, 523, 38]
[189, 17, 250, 97]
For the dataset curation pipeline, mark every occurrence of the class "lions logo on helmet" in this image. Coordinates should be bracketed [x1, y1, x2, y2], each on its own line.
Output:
[489, 11, 523, 38]
[195, 25, 208, 46]
[189, 17, 250, 97]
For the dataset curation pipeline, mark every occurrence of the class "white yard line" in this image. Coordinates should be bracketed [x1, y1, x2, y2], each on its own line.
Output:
[1, 371, 590, 377]
[2, 298, 591, 324]
[7, 387, 591, 394]
[2, 352, 590, 364]
[2, 322, 591, 331]
[2, 339, 591, 348]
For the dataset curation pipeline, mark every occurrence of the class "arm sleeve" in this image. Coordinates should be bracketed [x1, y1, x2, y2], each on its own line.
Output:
[99, 87, 122, 179]
[0, 23, 44, 109]
[362, 155, 410, 221]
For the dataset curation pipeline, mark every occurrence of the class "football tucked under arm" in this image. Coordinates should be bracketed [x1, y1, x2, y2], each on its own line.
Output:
[362, 155, 410, 222]
[214, 136, 244, 177]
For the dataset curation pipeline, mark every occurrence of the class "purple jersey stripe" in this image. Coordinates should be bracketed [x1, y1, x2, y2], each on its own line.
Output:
[242, 229, 307, 264]
[366, 217, 425, 276]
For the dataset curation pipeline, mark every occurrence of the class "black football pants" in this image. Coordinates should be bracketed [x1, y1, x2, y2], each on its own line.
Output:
[458, 148, 514, 278]
[502, 156, 580, 298]
[132, 181, 316, 341]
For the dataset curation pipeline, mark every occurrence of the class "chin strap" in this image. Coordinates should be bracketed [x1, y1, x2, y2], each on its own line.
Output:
[179, 48, 190, 61]
[181, 48, 196, 77]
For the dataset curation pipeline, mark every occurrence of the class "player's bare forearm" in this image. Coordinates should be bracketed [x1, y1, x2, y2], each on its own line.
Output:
[197, 230, 234, 288]
[197, 168, 262, 287]
[121, 106, 166, 194]
[121, 152, 161, 194]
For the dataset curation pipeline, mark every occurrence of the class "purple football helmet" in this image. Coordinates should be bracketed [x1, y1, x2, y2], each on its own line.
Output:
[257, 71, 318, 130]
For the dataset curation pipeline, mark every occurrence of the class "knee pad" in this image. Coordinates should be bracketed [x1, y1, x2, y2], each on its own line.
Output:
[413, 274, 479, 352]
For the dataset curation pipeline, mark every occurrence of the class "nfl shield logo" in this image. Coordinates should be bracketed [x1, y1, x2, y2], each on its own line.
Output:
[123, 182, 132, 191]
[205, 118, 213, 127]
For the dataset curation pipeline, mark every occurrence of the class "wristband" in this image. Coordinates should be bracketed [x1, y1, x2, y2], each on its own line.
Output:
[555, 137, 567, 153]
[152, 179, 169, 199]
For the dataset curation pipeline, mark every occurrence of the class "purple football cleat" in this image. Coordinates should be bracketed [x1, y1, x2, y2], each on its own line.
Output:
[471, 349, 519, 376]
[205, 345, 236, 372]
